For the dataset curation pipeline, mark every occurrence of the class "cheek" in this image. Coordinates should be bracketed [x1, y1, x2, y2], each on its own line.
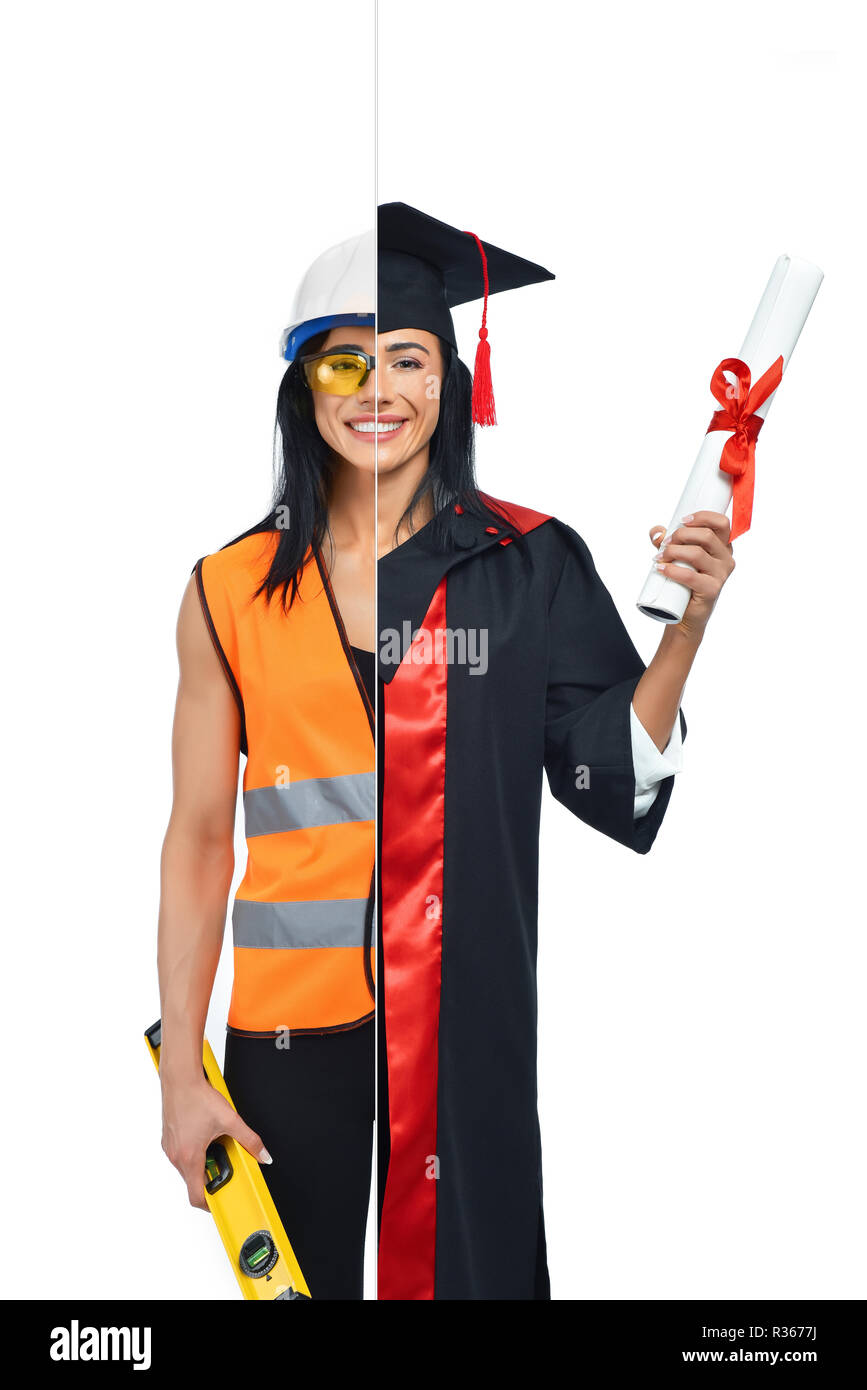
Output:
[313, 396, 342, 441]
[408, 373, 441, 434]
[421, 395, 441, 437]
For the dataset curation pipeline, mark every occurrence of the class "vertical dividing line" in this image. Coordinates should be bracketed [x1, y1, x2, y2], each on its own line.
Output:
[373, 0, 380, 1306]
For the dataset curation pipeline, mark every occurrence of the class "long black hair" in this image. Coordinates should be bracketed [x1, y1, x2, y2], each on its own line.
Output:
[243, 331, 521, 610]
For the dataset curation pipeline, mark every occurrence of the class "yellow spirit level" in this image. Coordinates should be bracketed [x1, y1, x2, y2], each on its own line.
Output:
[145, 1019, 311, 1300]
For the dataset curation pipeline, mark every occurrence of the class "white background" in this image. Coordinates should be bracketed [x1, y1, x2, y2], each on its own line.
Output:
[3, 0, 864, 1301]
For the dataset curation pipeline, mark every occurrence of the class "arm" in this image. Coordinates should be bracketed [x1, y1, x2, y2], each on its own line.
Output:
[632, 510, 735, 750]
[157, 575, 268, 1209]
[632, 626, 696, 753]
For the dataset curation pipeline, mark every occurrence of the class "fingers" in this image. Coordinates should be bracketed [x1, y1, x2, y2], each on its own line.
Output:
[656, 541, 729, 581]
[681, 510, 732, 546]
[650, 513, 732, 561]
[184, 1158, 210, 1211]
[162, 1138, 210, 1210]
[670, 512, 733, 560]
[174, 1124, 271, 1213]
[161, 1087, 273, 1217]
[649, 509, 735, 624]
[172, 1124, 271, 1212]
[665, 524, 730, 561]
[653, 508, 735, 593]
[223, 1112, 272, 1166]
[654, 560, 720, 599]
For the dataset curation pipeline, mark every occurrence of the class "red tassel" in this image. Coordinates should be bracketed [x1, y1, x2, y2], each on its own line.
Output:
[462, 229, 497, 427]
[471, 328, 497, 426]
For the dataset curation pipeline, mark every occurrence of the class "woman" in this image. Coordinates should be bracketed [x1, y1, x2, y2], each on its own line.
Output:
[374, 203, 735, 1300]
[156, 227, 380, 1300]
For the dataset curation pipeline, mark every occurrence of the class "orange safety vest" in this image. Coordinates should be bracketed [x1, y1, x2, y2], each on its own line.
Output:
[195, 530, 375, 1036]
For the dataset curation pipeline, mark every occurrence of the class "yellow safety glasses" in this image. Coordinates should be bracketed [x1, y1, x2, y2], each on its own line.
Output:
[299, 349, 376, 396]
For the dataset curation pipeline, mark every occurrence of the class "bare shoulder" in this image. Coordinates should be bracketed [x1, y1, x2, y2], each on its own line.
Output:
[176, 574, 223, 691]
[169, 574, 241, 819]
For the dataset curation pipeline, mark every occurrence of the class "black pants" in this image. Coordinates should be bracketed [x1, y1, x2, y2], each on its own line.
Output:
[223, 1019, 374, 1300]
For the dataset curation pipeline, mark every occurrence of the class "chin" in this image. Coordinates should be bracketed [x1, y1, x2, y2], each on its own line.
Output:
[374, 454, 405, 475]
[343, 453, 376, 475]
[375, 442, 420, 472]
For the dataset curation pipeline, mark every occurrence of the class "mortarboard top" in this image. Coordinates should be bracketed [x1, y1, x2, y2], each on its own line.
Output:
[377, 202, 555, 345]
[378, 202, 555, 425]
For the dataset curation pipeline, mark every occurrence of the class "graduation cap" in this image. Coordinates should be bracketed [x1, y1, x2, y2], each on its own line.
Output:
[378, 202, 555, 426]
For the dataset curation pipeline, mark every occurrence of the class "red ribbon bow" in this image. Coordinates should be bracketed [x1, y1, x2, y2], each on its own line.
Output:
[706, 354, 783, 541]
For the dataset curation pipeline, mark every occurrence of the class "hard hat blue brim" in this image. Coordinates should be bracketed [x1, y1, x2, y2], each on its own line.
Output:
[282, 313, 375, 363]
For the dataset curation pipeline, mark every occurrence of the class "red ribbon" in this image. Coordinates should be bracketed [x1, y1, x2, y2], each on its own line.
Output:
[706, 354, 783, 540]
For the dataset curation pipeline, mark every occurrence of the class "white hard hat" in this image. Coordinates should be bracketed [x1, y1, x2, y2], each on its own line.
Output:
[280, 227, 375, 362]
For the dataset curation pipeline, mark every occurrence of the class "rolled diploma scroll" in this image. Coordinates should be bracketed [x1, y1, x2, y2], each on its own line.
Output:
[636, 255, 824, 623]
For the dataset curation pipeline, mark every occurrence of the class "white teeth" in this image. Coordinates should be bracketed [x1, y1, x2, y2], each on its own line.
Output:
[349, 420, 404, 433]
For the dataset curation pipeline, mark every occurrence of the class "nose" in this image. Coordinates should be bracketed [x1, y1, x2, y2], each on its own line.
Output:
[356, 366, 395, 412]
[355, 366, 375, 409]
[377, 375, 396, 408]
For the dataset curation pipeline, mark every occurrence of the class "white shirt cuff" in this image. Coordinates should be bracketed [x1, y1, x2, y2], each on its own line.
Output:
[631, 701, 684, 819]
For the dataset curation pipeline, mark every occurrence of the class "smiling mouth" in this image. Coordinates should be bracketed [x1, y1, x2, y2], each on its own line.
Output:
[347, 419, 407, 436]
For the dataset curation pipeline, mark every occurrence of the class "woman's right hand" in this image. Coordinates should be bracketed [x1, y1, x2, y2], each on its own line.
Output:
[161, 1076, 272, 1210]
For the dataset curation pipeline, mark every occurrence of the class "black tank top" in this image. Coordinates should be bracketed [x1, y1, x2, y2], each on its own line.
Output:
[350, 646, 375, 710]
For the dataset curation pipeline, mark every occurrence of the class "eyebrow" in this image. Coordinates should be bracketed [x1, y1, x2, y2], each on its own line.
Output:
[384, 341, 430, 355]
[322, 342, 368, 353]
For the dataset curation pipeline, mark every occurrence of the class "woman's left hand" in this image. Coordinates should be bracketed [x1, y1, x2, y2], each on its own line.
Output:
[650, 510, 736, 643]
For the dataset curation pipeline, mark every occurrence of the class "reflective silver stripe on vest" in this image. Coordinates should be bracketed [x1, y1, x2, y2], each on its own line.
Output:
[243, 772, 375, 838]
[232, 897, 369, 949]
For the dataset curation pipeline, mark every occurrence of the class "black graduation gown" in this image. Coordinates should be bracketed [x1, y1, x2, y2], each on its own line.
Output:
[376, 494, 686, 1301]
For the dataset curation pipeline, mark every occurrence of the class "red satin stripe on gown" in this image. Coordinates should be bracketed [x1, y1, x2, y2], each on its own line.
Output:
[378, 578, 448, 1300]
